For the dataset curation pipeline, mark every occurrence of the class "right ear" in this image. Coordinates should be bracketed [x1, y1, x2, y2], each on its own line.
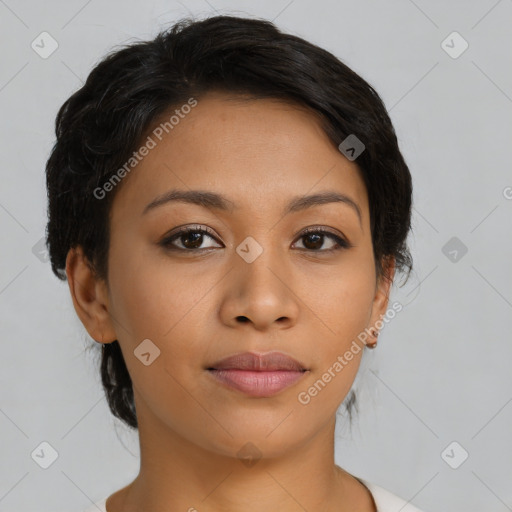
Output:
[65, 246, 117, 344]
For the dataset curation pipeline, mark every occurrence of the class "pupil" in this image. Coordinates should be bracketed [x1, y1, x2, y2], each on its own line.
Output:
[304, 233, 322, 250]
[183, 232, 202, 248]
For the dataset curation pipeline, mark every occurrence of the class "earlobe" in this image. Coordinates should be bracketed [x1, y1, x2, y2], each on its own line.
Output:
[65, 246, 117, 344]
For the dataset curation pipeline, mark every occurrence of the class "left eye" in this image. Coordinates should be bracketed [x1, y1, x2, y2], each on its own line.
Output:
[292, 229, 350, 252]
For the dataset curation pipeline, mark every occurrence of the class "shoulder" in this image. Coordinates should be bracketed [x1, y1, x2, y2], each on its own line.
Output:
[356, 477, 427, 512]
[81, 497, 107, 512]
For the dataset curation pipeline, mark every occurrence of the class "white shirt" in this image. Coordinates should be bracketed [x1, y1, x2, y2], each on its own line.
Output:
[82, 477, 425, 512]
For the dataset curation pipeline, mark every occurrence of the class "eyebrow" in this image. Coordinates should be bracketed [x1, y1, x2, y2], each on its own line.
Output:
[143, 189, 362, 226]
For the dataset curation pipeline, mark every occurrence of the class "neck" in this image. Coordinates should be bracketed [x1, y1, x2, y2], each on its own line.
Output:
[108, 394, 373, 512]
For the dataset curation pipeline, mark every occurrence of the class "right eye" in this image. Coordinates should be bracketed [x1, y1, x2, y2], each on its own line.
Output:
[160, 225, 223, 251]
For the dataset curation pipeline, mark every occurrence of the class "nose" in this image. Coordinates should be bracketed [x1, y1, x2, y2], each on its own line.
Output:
[218, 245, 300, 332]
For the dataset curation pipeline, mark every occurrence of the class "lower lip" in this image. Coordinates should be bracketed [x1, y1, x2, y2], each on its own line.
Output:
[207, 369, 308, 397]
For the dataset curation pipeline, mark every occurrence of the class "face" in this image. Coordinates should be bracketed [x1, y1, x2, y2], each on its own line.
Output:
[74, 92, 393, 458]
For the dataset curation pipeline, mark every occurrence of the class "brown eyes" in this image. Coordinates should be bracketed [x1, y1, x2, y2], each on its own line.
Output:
[160, 225, 351, 253]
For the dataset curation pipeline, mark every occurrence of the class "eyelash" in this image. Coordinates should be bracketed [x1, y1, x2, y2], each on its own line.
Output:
[160, 224, 352, 253]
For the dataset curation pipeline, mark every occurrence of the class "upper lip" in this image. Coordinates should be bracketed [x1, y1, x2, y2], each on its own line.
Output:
[208, 351, 307, 371]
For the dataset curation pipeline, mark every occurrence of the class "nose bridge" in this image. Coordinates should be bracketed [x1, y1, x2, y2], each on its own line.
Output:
[236, 236, 285, 300]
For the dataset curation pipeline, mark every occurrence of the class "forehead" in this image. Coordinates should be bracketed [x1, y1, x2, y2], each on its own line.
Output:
[109, 92, 369, 225]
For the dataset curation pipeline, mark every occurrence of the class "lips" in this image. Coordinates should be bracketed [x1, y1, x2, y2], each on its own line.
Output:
[207, 351, 309, 397]
[207, 351, 307, 372]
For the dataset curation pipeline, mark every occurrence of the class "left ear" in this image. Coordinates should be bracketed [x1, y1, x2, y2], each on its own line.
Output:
[368, 256, 396, 330]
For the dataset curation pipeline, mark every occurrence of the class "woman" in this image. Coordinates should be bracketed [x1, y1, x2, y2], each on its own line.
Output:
[45, 14, 425, 512]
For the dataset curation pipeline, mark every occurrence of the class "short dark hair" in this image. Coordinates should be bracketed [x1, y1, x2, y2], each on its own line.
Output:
[45, 14, 413, 430]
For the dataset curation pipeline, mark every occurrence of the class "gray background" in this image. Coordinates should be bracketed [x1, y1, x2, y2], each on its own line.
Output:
[1, 0, 511, 511]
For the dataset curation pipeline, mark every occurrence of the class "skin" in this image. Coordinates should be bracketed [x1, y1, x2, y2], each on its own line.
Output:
[66, 91, 395, 512]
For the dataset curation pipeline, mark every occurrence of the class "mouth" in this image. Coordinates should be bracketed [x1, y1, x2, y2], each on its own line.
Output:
[206, 351, 309, 397]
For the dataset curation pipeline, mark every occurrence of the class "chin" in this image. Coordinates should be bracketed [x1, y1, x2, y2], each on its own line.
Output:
[198, 420, 310, 462]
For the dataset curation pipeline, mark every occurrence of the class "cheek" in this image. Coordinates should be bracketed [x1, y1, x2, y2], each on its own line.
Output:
[301, 262, 374, 395]
[107, 237, 210, 340]
[106, 244, 214, 419]
[305, 258, 376, 346]
[106, 239, 219, 393]
[291, 275, 374, 419]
